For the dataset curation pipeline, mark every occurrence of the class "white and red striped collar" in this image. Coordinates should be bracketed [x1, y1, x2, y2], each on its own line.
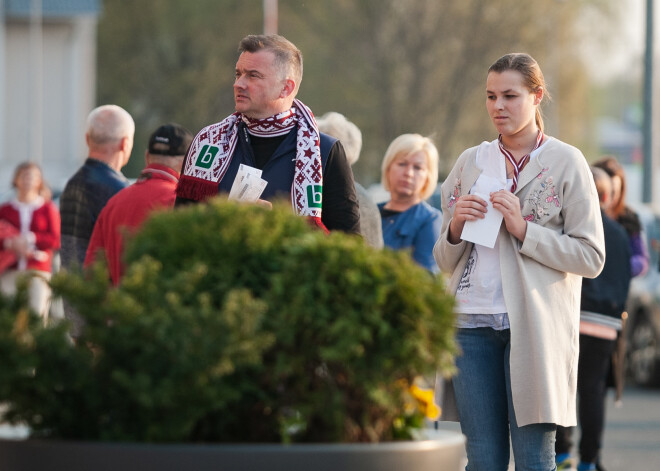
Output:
[498, 131, 544, 192]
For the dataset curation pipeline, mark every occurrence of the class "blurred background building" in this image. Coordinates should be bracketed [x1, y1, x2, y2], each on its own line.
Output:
[0, 0, 99, 199]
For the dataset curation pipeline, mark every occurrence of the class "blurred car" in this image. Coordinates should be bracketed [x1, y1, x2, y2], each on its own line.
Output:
[624, 204, 660, 387]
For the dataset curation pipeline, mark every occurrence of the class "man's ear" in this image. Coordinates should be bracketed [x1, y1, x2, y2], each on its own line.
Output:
[119, 136, 131, 152]
[280, 78, 296, 98]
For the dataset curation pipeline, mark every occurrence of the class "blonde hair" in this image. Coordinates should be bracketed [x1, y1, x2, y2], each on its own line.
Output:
[381, 134, 439, 200]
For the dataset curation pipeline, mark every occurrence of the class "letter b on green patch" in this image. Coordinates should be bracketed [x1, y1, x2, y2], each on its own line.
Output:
[195, 145, 219, 169]
[306, 184, 323, 208]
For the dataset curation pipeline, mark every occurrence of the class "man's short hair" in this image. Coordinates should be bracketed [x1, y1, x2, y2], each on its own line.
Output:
[86, 104, 135, 146]
[148, 123, 193, 157]
[238, 34, 303, 91]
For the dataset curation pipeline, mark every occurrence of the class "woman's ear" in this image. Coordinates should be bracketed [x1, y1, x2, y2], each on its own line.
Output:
[534, 87, 544, 106]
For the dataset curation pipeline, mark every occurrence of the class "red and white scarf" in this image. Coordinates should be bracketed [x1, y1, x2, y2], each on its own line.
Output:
[498, 131, 544, 192]
[177, 99, 325, 228]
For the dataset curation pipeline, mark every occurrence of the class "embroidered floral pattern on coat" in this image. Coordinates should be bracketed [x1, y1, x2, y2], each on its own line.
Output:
[522, 168, 559, 223]
[447, 176, 462, 209]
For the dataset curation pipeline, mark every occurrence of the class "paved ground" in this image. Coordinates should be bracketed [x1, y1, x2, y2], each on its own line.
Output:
[437, 384, 660, 470]
[599, 385, 660, 470]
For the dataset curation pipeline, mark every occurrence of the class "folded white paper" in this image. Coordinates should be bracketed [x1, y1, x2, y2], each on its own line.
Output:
[460, 172, 506, 248]
[229, 164, 268, 203]
[460, 195, 503, 248]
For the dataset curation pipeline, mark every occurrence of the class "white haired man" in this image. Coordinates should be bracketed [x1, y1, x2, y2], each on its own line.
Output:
[59, 104, 134, 336]
[60, 104, 135, 269]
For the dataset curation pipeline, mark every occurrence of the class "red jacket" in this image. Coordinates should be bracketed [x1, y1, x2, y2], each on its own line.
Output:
[85, 164, 179, 285]
[0, 198, 61, 273]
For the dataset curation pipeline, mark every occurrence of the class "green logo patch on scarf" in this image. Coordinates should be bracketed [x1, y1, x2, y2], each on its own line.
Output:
[306, 184, 323, 208]
[195, 145, 220, 169]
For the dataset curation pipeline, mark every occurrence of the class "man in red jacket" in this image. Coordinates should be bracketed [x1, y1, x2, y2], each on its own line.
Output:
[85, 123, 193, 285]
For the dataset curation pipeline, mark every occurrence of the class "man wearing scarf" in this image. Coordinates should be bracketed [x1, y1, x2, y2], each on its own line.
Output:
[175, 34, 360, 234]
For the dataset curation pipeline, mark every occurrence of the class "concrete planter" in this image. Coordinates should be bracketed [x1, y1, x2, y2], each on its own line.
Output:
[0, 429, 465, 471]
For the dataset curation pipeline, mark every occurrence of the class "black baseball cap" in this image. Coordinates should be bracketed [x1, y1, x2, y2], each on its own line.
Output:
[148, 123, 193, 156]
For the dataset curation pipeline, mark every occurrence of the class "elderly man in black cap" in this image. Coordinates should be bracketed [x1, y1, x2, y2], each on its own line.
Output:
[84, 123, 193, 286]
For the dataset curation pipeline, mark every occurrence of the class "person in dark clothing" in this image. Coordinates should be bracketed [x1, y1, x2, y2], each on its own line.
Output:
[175, 34, 360, 234]
[555, 166, 632, 471]
[59, 104, 134, 336]
[594, 156, 649, 277]
[60, 105, 135, 269]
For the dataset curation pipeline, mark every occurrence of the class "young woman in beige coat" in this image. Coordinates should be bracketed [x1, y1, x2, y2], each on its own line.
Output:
[434, 53, 605, 470]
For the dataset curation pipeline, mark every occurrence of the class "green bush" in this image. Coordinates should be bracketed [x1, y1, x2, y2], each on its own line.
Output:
[0, 199, 456, 443]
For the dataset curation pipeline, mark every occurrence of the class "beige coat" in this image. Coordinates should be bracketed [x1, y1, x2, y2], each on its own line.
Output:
[434, 137, 605, 427]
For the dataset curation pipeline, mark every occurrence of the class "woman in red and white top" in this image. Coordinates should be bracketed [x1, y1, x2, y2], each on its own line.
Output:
[0, 162, 61, 320]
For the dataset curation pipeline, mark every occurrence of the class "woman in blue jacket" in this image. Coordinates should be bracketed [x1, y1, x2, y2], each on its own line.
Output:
[378, 134, 441, 273]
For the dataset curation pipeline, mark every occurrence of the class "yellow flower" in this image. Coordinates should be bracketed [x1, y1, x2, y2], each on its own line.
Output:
[409, 383, 440, 420]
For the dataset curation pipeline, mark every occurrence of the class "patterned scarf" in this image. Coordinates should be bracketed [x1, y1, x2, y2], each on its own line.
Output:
[177, 99, 325, 229]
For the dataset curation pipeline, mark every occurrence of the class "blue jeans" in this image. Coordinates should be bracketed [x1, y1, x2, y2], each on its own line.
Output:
[453, 328, 557, 471]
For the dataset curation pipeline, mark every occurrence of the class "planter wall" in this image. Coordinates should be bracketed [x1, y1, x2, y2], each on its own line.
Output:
[0, 429, 465, 471]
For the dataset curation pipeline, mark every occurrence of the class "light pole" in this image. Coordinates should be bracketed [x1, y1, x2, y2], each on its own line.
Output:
[643, 0, 653, 203]
[263, 0, 278, 35]
[29, 0, 43, 164]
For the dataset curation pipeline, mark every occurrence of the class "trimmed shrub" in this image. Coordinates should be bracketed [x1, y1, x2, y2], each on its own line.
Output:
[0, 199, 455, 443]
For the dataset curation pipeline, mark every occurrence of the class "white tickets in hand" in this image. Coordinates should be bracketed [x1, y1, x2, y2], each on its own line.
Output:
[460, 174, 506, 248]
[237, 173, 268, 202]
[229, 164, 261, 199]
[229, 164, 268, 203]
